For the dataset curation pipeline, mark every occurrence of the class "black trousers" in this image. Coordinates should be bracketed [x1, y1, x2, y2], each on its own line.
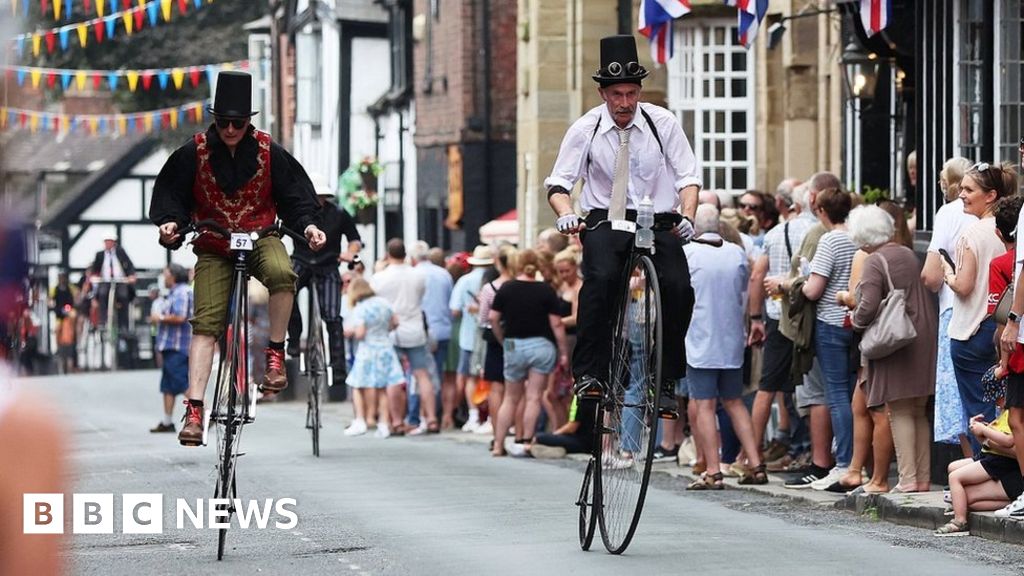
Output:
[287, 262, 345, 368]
[573, 216, 694, 382]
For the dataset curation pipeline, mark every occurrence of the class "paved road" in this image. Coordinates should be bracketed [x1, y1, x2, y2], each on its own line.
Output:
[18, 371, 1024, 575]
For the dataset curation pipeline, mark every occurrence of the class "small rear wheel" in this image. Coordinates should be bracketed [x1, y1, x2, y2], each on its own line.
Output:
[577, 458, 598, 550]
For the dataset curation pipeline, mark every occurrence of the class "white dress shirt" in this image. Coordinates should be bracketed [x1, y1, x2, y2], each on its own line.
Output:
[544, 103, 702, 214]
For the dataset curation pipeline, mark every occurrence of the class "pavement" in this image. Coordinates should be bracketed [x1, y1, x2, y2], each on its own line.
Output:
[444, 426, 1024, 546]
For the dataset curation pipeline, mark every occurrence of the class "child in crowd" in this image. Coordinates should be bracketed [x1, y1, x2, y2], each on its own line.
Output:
[344, 277, 403, 438]
[936, 371, 1018, 536]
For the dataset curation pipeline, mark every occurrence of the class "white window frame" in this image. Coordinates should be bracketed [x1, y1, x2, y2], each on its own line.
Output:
[667, 19, 756, 198]
[295, 30, 322, 127]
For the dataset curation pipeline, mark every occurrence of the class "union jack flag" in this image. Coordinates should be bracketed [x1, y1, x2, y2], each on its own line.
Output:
[723, 0, 768, 48]
[860, 0, 892, 36]
[639, 0, 691, 64]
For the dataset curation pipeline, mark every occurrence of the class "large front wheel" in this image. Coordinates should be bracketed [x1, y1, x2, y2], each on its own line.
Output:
[595, 253, 662, 555]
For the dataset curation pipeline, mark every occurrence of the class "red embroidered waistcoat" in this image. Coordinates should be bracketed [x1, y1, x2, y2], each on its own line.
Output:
[191, 130, 276, 256]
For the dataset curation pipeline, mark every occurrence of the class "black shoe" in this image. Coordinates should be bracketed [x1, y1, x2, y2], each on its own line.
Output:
[150, 422, 175, 433]
[652, 445, 679, 463]
[783, 465, 830, 489]
[573, 375, 605, 400]
[286, 341, 301, 358]
[657, 381, 678, 420]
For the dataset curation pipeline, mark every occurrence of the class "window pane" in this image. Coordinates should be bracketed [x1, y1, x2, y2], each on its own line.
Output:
[732, 168, 747, 189]
[731, 52, 746, 72]
[732, 78, 746, 98]
[732, 140, 747, 161]
[715, 27, 726, 45]
[733, 111, 746, 133]
[714, 53, 725, 70]
[715, 78, 725, 97]
[715, 167, 726, 186]
[715, 111, 726, 130]
[682, 110, 695, 136]
[715, 139, 726, 159]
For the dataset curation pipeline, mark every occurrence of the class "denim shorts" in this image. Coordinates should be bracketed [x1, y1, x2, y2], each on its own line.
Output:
[686, 366, 743, 400]
[396, 345, 432, 371]
[503, 337, 556, 382]
[456, 348, 474, 376]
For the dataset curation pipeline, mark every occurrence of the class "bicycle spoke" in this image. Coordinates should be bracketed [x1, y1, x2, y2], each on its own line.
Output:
[597, 255, 661, 555]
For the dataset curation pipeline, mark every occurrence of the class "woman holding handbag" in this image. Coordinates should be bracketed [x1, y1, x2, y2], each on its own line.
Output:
[849, 205, 937, 492]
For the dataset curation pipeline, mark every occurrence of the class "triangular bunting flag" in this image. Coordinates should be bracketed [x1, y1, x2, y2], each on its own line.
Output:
[60, 72, 72, 90]
[45, 30, 56, 53]
[123, 11, 133, 34]
[32, 34, 41, 57]
[126, 71, 139, 91]
[127, 116, 136, 134]
[30, 69, 42, 88]
[133, 6, 144, 30]
[75, 70, 87, 90]
[96, 0, 105, 16]
[107, 73, 118, 91]
[117, 116, 127, 135]
[161, 0, 171, 21]
[16, 69, 26, 86]
[144, 113, 154, 133]
[92, 73, 102, 90]
[204, 66, 216, 87]
[41, 0, 50, 16]
[93, 20, 104, 42]
[189, 68, 200, 87]
[89, 117, 99, 134]
[171, 68, 185, 89]
[141, 71, 154, 90]
[76, 23, 88, 47]
[169, 109, 178, 129]
[53, 0, 62, 19]
[177, 0, 186, 15]
[46, 72, 57, 89]
[157, 70, 169, 90]
[58, 28, 69, 50]
[146, 0, 157, 25]
[29, 113, 39, 133]
[104, 15, 115, 39]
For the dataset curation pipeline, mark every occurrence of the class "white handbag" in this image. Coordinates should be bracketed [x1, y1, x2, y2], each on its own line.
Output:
[859, 255, 917, 360]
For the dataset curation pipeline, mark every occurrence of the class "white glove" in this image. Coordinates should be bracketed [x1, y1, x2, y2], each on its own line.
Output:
[556, 213, 584, 235]
[674, 216, 695, 242]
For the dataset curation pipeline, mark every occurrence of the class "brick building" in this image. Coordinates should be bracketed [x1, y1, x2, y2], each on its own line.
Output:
[412, 0, 517, 250]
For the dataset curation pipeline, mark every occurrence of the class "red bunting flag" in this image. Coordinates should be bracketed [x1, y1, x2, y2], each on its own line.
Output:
[177, 0, 186, 15]
[41, 0, 50, 16]
[189, 69, 200, 87]
[121, 0, 130, 9]
[141, 71, 153, 90]
[84, 0, 92, 13]
[92, 73, 102, 90]
[134, 7, 144, 30]
[46, 72, 57, 89]
[52, 116, 60, 132]
[19, 113, 28, 128]
[45, 30, 56, 53]
[93, 20, 104, 42]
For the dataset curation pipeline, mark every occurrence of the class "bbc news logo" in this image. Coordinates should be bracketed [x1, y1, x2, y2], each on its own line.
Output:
[24, 494, 298, 534]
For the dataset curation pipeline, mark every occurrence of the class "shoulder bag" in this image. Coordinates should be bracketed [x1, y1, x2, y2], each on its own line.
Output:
[859, 255, 917, 360]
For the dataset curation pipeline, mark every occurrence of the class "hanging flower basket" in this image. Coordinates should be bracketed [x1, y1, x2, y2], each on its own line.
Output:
[339, 156, 384, 219]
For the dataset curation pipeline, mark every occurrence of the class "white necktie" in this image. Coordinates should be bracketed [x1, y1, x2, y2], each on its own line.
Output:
[608, 127, 631, 221]
[104, 251, 114, 280]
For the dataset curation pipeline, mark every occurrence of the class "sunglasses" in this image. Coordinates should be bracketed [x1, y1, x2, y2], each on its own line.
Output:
[739, 202, 762, 211]
[215, 117, 248, 130]
[604, 61, 644, 77]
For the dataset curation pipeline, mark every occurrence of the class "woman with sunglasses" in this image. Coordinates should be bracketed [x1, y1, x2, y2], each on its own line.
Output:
[941, 161, 1018, 455]
[149, 71, 327, 446]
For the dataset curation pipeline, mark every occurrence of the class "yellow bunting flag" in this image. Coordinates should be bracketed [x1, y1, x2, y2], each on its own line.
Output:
[138, 0, 145, 7]
[75, 71, 87, 91]
[161, 0, 172, 21]
[169, 110, 179, 129]
[29, 114, 39, 133]
[172, 68, 185, 89]
[54, 0, 62, 19]
[88, 117, 99, 134]
[76, 24, 88, 47]
[117, 116, 127, 135]
[123, 11, 133, 34]
[30, 69, 42, 89]
[0, 108, 7, 129]
[97, 0, 105, 16]
[221, 62, 234, 71]
[144, 114, 153, 133]
[32, 34, 41, 57]
[126, 71, 139, 92]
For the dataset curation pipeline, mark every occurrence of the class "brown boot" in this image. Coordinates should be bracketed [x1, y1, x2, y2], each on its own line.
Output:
[178, 401, 204, 446]
[261, 347, 288, 393]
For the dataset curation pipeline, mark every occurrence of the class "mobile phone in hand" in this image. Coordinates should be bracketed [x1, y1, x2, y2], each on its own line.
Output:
[938, 248, 955, 270]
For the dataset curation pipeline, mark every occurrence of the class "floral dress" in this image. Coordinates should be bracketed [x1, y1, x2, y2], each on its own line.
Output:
[347, 296, 405, 389]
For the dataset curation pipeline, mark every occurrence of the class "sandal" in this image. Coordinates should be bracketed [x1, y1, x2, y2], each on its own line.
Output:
[933, 519, 969, 537]
[687, 472, 724, 491]
[738, 464, 769, 485]
[426, 422, 441, 434]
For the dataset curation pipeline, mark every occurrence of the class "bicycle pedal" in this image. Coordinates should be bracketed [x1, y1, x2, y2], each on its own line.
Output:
[599, 425, 615, 434]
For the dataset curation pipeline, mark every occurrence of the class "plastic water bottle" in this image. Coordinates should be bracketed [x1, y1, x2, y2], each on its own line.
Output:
[636, 195, 655, 249]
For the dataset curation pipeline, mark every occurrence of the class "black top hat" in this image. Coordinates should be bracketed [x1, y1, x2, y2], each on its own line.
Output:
[207, 71, 258, 117]
[592, 35, 649, 86]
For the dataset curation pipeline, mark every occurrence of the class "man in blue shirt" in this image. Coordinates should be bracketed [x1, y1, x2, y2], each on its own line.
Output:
[411, 241, 454, 428]
[151, 264, 193, 433]
[450, 245, 494, 431]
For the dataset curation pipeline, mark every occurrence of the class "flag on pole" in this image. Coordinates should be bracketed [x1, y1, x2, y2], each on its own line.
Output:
[639, 0, 690, 64]
[860, 0, 891, 36]
[728, 0, 768, 48]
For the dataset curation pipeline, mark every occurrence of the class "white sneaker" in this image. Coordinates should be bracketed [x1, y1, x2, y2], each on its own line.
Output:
[602, 452, 634, 470]
[473, 420, 493, 435]
[343, 419, 367, 437]
[810, 466, 848, 491]
[461, 420, 479, 433]
[994, 492, 1024, 517]
[504, 438, 528, 457]
[374, 423, 391, 438]
[407, 421, 428, 436]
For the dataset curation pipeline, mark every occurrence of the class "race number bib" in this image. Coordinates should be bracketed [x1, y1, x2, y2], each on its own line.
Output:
[230, 233, 255, 252]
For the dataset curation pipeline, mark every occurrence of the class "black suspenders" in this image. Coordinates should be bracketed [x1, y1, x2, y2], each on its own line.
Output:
[585, 106, 664, 173]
